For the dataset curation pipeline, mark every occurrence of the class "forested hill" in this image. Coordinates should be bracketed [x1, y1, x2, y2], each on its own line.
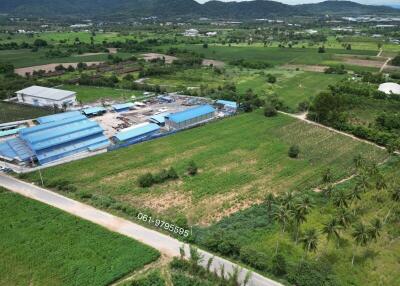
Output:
[0, 0, 398, 19]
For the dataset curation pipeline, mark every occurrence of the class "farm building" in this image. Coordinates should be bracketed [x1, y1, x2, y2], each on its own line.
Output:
[379, 82, 400, 95]
[16, 86, 77, 108]
[112, 102, 135, 112]
[36, 111, 81, 124]
[82, 107, 107, 117]
[113, 123, 160, 145]
[215, 100, 238, 112]
[149, 113, 170, 126]
[165, 105, 216, 130]
[0, 112, 109, 165]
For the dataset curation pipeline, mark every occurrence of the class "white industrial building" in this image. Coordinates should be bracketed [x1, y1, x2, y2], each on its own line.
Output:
[378, 82, 400, 95]
[16, 86, 77, 108]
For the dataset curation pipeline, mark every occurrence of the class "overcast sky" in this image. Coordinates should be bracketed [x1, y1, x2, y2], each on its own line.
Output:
[195, 0, 399, 5]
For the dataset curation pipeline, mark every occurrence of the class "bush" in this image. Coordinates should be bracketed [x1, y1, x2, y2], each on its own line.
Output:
[131, 271, 165, 286]
[288, 145, 300, 158]
[138, 173, 154, 188]
[187, 161, 198, 176]
[264, 104, 277, 117]
[266, 74, 277, 84]
[287, 260, 338, 286]
[271, 254, 287, 276]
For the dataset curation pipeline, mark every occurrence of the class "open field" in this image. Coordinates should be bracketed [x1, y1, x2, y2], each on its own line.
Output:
[25, 112, 386, 225]
[195, 156, 400, 285]
[61, 85, 143, 104]
[0, 101, 53, 123]
[0, 49, 133, 68]
[158, 45, 377, 67]
[0, 188, 159, 286]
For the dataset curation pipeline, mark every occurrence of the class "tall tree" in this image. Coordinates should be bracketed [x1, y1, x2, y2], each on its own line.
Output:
[333, 189, 349, 209]
[368, 218, 382, 243]
[351, 222, 370, 266]
[336, 207, 354, 229]
[385, 187, 400, 223]
[300, 228, 319, 261]
[294, 197, 313, 243]
[322, 217, 342, 249]
[273, 205, 292, 255]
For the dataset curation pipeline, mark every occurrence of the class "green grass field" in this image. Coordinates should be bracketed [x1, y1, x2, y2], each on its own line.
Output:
[159, 45, 377, 67]
[274, 71, 346, 110]
[61, 85, 143, 104]
[0, 102, 54, 123]
[0, 189, 159, 286]
[25, 112, 386, 225]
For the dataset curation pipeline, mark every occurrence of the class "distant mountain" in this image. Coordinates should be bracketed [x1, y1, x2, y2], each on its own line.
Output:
[0, 0, 398, 19]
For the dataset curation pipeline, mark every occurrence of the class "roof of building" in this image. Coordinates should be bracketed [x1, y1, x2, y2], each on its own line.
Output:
[216, 100, 238, 108]
[36, 111, 82, 124]
[166, 105, 215, 124]
[16, 86, 76, 101]
[112, 102, 135, 111]
[20, 113, 108, 164]
[0, 127, 26, 138]
[149, 112, 170, 125]
[379, 82, 400, 95]
[115, 123, 160, 142]
[82, 106, 107, 116]
[0, 137, 34, 162]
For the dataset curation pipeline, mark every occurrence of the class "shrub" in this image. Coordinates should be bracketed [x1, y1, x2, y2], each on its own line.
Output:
[271, 254, 287, 276]
[287, 260, 338, 286]
[288, 145, 300, 158]
[138, 173, 154, 188]
[131, 271, 165, 286]
[167, 167, 179, 180]
[266, 74, 277, 84]
[264, 104, 278, 117]
[187, 161, 198, 176]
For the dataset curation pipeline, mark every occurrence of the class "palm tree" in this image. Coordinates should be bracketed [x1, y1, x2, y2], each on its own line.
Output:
[368, 218, 382, 243]
[322, 217, 342, 249]
[273, 205, 293, 255]
[333, 189, 349, 209]
[355, 174, 370, 193]
[348, 185, 362, 207]
[300, 228, 319, 261]
[264, 193, 275, 216]
[323, 184, 334, 198]
[353, 154, 365, 169]
[280, 191, 295, 210]
[293, 197, 313, 244]
[375, 173, 387, 191]
[351, 222, 370, 266]
[336, 207, 353, 229]
[385, 187, 400, 223]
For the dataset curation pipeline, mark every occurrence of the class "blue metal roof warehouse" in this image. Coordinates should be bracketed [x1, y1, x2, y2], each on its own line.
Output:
[114, 123, 160, 144]
[112, 102, 135, 112]
[82, 106, 107, 117]
[165, 105, 215, 130]
[216, 100, 238, 109]
[0, 111, 109, 165]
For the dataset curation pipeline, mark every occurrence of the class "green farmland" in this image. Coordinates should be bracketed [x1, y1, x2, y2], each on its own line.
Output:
[25, 112, 386, 224]
[0, 189, 159, 286]
[62, 85, 143, 104]
[0, 102, 54, 123]
[160, 45, 377, 66]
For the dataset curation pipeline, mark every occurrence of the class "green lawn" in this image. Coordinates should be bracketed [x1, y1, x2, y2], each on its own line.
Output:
[0, 189, 159, 286]
[25, 112, 386, 225]
[62, 85, 143, 104]
[0, 102, 54, 123]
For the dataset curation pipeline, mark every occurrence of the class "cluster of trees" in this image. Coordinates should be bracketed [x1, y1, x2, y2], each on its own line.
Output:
[138, 167, 179, 188]
[307, 80, 400, 150]
[229, 59, 273, 69]
[324, 65, 347, 75]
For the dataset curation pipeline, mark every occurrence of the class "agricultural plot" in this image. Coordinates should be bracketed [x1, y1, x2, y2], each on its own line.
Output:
[0, 101, 53, 123]
[194, 156, 400, 286]
[0, 189, 159, 286]
[61, 85, 143, 104]
[274, 71, 346, 110]
[25, 112, 386, 225]
[161, 45, 377, 67]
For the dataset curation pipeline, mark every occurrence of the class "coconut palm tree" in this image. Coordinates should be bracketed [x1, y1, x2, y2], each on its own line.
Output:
[322, 217, 342, 249]
[280, 191, 295, 211]
[293, 197, 313, 243]
[353, 154, 365, 169]
[351, 222, 370, 266]
[355, 174, 371, 193]
[333, 189, 349, 209]
[348, 185, 362, 207]
[385, 187, 400, 223]
[336, 207, 354, 229]
[273, 205, 293, 255]
[323, 184, 334, 198]
[264, 193, 275, 216]
[375, 173, 387, 191]
[368, 218, 382, 243]
[300, 228, 319, 261]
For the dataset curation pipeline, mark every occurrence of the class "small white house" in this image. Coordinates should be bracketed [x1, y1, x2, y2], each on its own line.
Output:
[16, 86, 77, 108]
[184, 29, 199, 37]
[378, 82, 400, 95]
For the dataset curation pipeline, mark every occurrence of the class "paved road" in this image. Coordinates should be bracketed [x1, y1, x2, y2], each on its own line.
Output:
[0, 173, 283, 286]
